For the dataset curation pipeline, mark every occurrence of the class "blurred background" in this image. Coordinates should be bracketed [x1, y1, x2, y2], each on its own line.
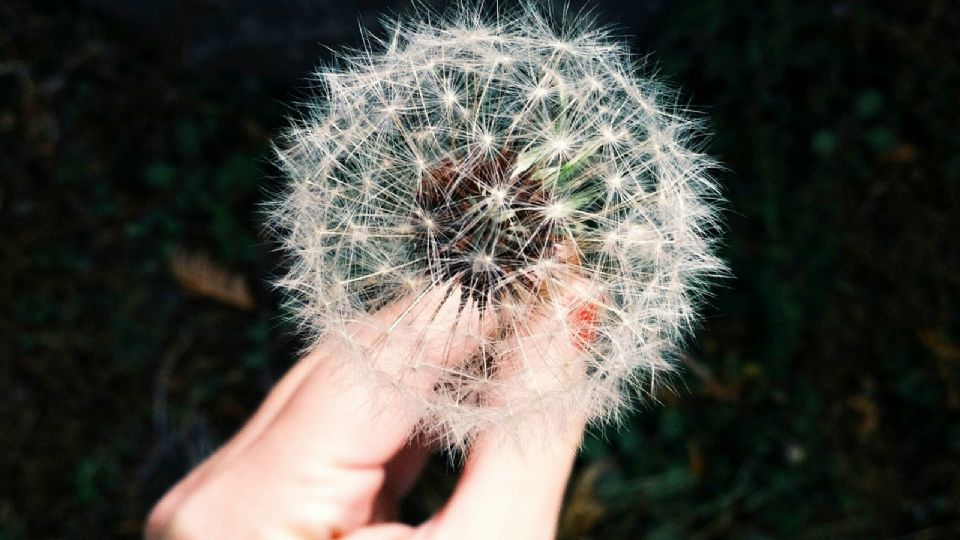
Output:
[2, 0, 959, 538]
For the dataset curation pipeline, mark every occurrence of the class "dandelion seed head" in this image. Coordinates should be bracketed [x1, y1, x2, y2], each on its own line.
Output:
[269, 2, 724, 446]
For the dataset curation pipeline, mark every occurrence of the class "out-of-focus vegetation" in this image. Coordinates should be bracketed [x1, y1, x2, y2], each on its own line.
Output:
[2, 1, 958, 538]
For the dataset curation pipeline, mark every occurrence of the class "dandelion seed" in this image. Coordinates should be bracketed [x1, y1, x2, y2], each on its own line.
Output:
[268, 2, 724, 446]
[543, 200, 573, 220]
[443, 90, 458, 107]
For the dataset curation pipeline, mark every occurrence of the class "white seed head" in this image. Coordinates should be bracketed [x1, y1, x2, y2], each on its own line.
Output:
[268, 2, 724, 447]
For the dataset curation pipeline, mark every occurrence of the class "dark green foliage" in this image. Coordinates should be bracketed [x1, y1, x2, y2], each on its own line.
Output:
[1, 1, 958, 538]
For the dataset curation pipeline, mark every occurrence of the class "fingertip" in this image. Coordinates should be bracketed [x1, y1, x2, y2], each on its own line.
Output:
[424, 281, 592, 539]
[428, 414, 583, 540]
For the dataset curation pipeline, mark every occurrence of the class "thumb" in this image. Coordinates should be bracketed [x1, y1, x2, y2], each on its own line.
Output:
[425, 278, 597, 540]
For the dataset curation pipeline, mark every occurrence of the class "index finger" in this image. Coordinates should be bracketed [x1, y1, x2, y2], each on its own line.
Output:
[261, 281, 498, 465]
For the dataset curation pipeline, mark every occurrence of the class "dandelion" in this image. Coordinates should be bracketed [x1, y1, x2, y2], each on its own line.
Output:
[268, 2, 724, 446]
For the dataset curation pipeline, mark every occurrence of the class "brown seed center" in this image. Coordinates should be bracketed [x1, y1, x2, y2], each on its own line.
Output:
[412, 150, 561, 308]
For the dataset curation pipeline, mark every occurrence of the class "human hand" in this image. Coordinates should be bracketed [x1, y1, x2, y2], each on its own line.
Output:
[145, 280, 594, 540]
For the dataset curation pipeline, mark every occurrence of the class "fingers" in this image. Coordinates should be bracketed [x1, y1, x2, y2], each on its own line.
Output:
[371, 437, 432, 523]
[147, 275, 593, 540]
[426, 278, 596, 540]
[196, 283, 496, 537]
[147, 282, 495, 539]
[257, 282, 497, 466]
[340, 282, 497, 393]
[146, 346, 323, 538]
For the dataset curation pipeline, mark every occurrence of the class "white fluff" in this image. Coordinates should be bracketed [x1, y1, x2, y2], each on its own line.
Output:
[268, 2, 724, 446]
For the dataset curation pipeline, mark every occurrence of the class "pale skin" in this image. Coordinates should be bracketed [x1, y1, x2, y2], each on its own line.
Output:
[145, 278, 595, 540]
